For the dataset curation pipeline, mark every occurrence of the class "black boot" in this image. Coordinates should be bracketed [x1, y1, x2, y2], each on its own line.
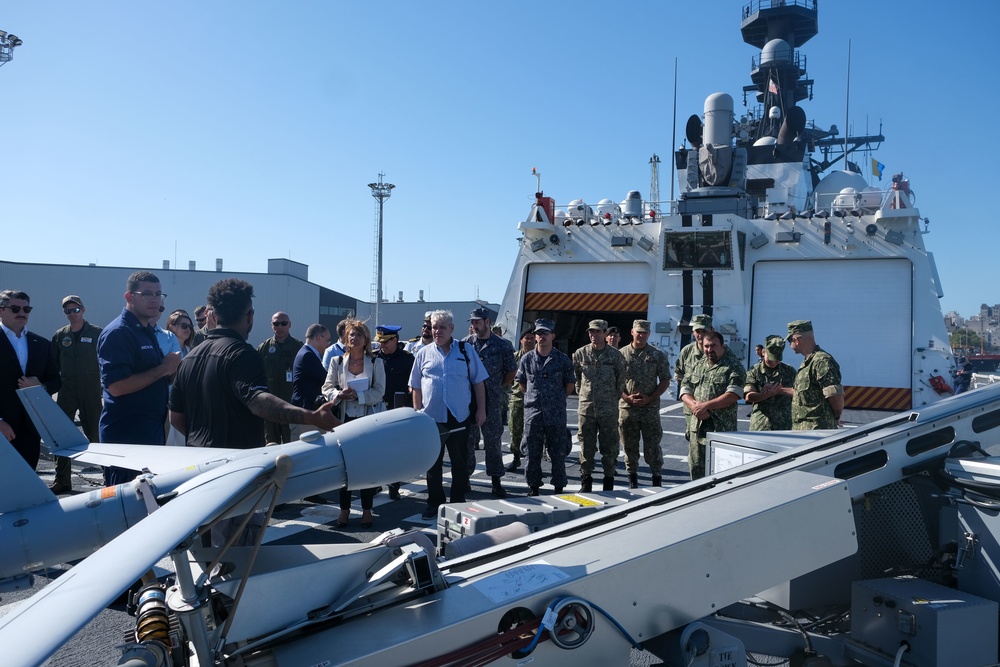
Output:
[628, 472, 638, 489]
[505, 458, 521, 473]
[580, 476, 593, 493]
[388, 482, 401, 500]
[528, 487, 540, 496]
[651, 474, 662, 488]
[491, 476, 507, 498]
[603, 476, 615, 491]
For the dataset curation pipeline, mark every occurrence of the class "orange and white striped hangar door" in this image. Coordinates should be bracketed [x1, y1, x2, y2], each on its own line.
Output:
[521, 263, 650, 344]
[749, 258, 913, 411]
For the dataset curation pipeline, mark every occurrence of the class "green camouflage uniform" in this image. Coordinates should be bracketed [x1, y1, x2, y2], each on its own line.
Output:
[680, 350, 746, 479]
[508, 347, 529, 458]
[257, 335, 303, 444]
[573, 343, 625, 479]
[792, 346, 842, 430]
[619, 344, 670, 475]
[744, 360, 796, 431]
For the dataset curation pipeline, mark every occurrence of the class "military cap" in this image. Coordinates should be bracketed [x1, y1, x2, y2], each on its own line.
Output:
[423, 311, 433, 320]
[764, 335, 785, 362]
[587, 319, 608, 331]
[61, 294, 84, 308]
[632, 319, 651, 333]
[691, 314, 713, 331]
[520, 327, 535, 340]
[375, 325, 401, 343]
[468, 306, 492, 321]
[534, 318, 556, 334]
[786, 320, 814, 340]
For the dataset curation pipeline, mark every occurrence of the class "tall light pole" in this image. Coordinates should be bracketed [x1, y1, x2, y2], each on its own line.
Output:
[0, 30, 23, 68]
[368, 173, 395, 326]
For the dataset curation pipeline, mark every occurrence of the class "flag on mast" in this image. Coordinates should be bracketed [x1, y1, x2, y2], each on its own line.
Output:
[871, 158, 885, 181]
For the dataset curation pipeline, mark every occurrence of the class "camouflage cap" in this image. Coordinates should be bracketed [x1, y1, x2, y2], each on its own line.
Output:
[534, 318, 556, 334]
[587, 319, 608, 331]
[786, 320, 814, 340]
[764, 335, 785, 362]
[468, 306, 492, 321]
[632, 319, 651, 333]
[691, 314, 713, 331]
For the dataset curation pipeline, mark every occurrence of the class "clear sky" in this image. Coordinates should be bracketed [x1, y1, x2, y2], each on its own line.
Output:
[2, 1, 996, 318]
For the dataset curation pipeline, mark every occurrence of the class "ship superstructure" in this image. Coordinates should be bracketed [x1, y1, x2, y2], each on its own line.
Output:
[499, 0, 952, 410]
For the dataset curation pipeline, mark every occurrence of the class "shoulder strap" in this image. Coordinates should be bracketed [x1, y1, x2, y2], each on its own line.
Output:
[458, 341, 473, 381]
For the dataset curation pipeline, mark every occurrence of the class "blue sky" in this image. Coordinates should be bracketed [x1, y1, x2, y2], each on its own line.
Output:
[2, 1, 996, 318]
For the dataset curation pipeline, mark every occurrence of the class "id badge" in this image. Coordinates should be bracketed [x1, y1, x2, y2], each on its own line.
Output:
[286, 370, 293, 382]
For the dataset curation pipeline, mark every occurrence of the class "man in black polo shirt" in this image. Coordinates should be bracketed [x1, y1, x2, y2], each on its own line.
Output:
[169, 278, 340, 450]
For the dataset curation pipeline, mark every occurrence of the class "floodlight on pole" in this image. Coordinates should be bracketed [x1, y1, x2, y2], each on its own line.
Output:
[368, 173, 395, 327]
[0, 31, 23, 68]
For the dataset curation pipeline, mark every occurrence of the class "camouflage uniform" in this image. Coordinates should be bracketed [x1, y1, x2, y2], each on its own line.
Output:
[680, 349, 746, 479]
[256, 335, 303, 444]
[464, 332, 516, 477]
[573, 343, 625, 480]
[508, 347, 529, 459]
[516, 348, 574, 490]
[619, 343, 670, 476]
[792, 346, 843, 430]
[744, 360, 796, 431]
[674, 340, 703, 388]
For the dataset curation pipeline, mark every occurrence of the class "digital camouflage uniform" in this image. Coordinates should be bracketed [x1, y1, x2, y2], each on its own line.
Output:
[51, 321, 103, 486]
[464, 333, 516, 477]
[680, 349, 746, 479]
[744, 360, 796, 431]
[508, 347, 530, 460]
[516, 348, 575, 490]
[792, 346, 843, 430]
[573, 343, 625, 480]
[256, 335, 303, 444]
[619, 343, 670, 475]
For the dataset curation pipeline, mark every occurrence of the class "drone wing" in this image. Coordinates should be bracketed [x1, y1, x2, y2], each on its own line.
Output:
[0, 454, 280, 667]
[18, 385, 244, 473]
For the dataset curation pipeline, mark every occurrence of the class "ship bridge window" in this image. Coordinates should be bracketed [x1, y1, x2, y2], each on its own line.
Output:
[663, 231, 734, 270]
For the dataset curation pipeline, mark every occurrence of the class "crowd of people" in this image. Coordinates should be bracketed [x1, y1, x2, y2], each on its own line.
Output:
[0, 275, 845, 527]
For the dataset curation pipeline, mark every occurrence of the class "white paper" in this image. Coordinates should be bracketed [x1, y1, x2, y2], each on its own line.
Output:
[348, 377, 370, 393]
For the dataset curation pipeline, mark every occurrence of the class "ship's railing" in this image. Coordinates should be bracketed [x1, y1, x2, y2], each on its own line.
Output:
[750, 50, 806, 73]
[742, 0, 817, 18]
[973, 373, 1000, 389]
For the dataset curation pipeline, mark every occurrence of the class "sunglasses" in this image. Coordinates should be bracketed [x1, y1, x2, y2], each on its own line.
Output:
[176, 323, 192, 329]
[64, 307, 83, 314]
[272, 320, 290, 327]
[2, 305, 32, 314]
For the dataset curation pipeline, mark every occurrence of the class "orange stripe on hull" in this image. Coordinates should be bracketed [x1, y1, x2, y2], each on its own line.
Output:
[524, 292, 648, 313]
[844, 386, 911, 411]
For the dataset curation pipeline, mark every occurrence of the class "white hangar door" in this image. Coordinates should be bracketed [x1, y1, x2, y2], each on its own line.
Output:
[749, 258, 912, 410]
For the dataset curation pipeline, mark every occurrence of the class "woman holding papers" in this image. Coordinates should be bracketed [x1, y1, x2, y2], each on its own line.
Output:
[323, 319, 386, 528]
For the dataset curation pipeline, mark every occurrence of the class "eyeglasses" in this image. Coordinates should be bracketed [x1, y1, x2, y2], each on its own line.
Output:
[176, 323, 192, 329]
[272, 320, 289, 327]
[131, 291, 166, 300]
[2, 305, 33, 314]
[195, 318, 206, 325]
[421, 323, 432, 329]
[63, 307, 82, 314]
